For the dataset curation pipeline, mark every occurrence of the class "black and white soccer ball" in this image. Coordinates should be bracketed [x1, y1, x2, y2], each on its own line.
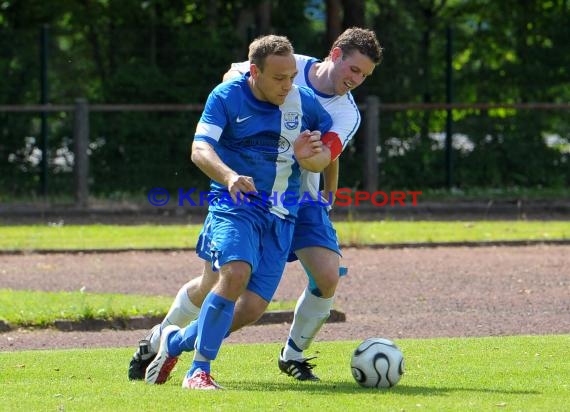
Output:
[351, 337, 405, 388]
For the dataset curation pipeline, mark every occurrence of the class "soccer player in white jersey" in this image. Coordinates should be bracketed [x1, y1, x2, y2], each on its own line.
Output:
[143, 35, 334, 390]
[129, 28, 382, 383]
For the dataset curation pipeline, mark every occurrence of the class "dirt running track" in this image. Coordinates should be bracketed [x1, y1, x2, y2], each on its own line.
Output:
[1, 245, 569, 352]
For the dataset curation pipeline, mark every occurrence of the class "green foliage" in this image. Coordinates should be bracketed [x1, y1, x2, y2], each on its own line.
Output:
[372, 108, 570, 190]
[1, 337, 569, 411]
[358, 0, 570, 190]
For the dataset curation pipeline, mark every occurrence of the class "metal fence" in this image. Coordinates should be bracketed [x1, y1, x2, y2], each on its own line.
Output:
[1, 100, 568, 208]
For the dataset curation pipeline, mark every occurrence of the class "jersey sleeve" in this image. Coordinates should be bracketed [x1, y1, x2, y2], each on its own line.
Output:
[194, 89, 227, 146]
[229, 61, 249, 75]
[305, 96, 343, 159]
[312, 98, 333, 137]
[327, 93, 361, 152]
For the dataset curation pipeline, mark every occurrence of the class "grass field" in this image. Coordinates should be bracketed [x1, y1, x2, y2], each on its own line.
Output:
[0, 289, 293, 328]
[1, 337, 568, 411]
[1, 221, 569, 251]
[2, 222, 568, 410]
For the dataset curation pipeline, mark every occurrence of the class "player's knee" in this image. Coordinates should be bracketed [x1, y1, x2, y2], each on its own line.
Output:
[313, 269, 339, 294]
[219, 278, 249, 300]
[215, 262, 251, 300]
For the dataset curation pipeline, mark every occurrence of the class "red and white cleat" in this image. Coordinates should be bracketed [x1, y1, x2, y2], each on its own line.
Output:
[182, 369, 224, 390]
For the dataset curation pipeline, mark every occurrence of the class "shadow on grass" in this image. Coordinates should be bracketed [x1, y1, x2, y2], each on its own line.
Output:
[234, 380, 541, 396]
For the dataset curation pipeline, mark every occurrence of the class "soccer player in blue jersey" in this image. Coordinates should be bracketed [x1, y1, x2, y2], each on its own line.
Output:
[129, 28, 383, 384]
[143, 34, 334, 390]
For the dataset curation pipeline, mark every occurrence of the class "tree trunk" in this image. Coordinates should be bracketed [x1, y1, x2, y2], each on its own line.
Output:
[256, 0, 271, 34]
[326, 0, 343, 48]
[341, 0, 365, 28]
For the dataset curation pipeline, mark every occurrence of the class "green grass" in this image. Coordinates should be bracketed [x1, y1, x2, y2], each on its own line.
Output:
[1, 222, 567, 409]
[1, 336, 568, 411]
[0, 225, 202, 250]
[0, 221, 569, 251]
[0, 289, 293, 328]
[0, 289, 170, 327]
[335, 221, 570, 246]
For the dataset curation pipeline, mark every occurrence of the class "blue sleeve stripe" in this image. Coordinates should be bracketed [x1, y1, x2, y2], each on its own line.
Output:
[194, 135, 219, 146]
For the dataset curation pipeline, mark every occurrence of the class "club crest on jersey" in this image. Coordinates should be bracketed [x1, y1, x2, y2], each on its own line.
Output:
[283, 112, 300, 130]
[278, 136, 291, 153]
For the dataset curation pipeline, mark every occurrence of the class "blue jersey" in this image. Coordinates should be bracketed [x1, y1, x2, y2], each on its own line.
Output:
[194, 74, 333, 219]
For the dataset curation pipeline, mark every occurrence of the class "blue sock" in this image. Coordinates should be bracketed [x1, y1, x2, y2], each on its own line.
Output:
[189, 360, 211, 375]
[194, 292, 235, 360]
[168, 318, 233, 357]
[167, 320, 199, 356]
[166, 330, 183, 357]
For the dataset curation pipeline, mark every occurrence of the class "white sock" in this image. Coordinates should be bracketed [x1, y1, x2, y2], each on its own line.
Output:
[149, 283, 200, 351]
[283, 288, 333, 361]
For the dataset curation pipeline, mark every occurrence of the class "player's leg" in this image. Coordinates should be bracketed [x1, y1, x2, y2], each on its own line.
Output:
[144, 282, 272, 363]
[168, 210, 293, 350]
[147, 261, 219, 349]
[278, 203, 342, 381]
[232, 289, 271, 329]
[185, 214, 291, 385]
[180, 208, 272, 389]
[297, 246, 340, 298]
[162, 211, 222, 335]
[146, 259, 250, 387]
[278, 246, 339, 381]
[145, 210, 292, 388]
[189, 258, 252, 372]
[127, 261, 217, 380]
[129, 212, 220, 381]
[142, 259, 274, 362]
[184, 213, 292, 389]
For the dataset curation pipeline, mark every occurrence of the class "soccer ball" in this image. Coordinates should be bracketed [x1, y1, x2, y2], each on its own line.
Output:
[351, 337, 404, 388]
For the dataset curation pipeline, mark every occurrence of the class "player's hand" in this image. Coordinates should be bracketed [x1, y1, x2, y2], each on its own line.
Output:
[294, 130, 323, 160]
[226, 174, 257, 203]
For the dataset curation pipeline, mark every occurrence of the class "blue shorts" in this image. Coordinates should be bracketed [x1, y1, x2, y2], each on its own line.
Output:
[288, 202, 341, 262]
[196, 204, 294, 302]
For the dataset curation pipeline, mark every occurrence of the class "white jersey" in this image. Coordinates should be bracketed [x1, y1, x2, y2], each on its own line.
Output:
[229, 54, 361, 201]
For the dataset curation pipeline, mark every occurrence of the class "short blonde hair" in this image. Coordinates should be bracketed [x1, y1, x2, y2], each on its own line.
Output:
[248, 35, 294, 72]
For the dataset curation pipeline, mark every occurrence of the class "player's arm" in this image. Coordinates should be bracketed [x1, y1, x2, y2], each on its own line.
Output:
[191, 88, 256, 201]
[191, 140, 256, 202]
[322, 157, 339, 204]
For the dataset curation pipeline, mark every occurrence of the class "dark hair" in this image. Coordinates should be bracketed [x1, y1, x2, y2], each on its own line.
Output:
[248, 35, 294, 71]
[331, 27, 383, 64]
